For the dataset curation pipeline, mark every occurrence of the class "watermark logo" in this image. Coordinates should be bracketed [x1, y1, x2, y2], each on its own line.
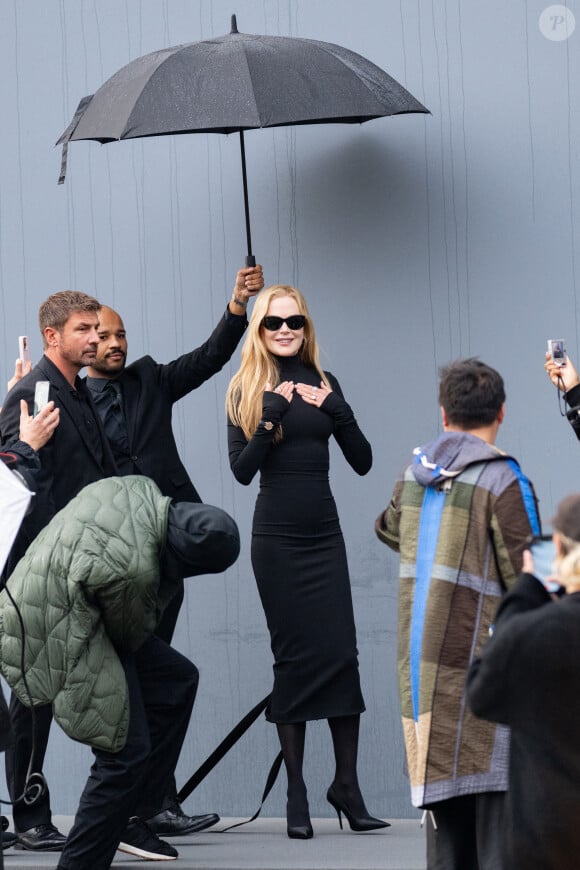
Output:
[539, 5, 576, 40]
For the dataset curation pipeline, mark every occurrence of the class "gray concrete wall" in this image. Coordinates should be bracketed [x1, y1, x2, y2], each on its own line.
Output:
[0, 0, 578, 820]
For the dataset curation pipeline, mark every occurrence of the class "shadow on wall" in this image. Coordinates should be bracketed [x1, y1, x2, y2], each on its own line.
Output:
[299, 133, 428, 248]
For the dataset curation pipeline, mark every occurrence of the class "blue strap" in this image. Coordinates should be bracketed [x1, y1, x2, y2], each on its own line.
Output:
[411, 487, 446, 722]
[507, 459, 540, 537]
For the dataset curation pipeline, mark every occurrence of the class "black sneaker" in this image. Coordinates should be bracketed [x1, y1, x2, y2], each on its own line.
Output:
[117, 818, 178, 861]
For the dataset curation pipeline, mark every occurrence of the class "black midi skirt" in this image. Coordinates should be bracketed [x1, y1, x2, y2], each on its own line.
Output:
[251, 530, 365, 723]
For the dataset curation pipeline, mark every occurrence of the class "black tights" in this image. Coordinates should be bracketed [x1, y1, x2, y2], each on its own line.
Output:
[276, 721, 307, 826]
[276, 714, 367, 821]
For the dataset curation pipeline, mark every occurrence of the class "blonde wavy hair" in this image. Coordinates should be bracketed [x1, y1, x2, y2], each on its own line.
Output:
[226, 285, 330, 441]
[555, 532, 580, 584]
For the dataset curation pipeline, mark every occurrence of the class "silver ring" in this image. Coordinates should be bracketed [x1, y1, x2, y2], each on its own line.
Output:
[311, 393, 315, 400]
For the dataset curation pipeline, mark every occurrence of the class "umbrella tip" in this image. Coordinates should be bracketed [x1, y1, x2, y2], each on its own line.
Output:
[230, 14, 238, 33]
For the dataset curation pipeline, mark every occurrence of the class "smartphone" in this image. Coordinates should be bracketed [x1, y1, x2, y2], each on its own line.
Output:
[33, 381, 50, 416]
[530, 535, 563, 593]
[18, 335, 30, 365]
[530, 535, 555, 580]
[547, 339, 566, 366]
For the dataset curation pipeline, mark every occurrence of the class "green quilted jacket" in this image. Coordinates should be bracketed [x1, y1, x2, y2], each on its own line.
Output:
[0, 475, 175, 753]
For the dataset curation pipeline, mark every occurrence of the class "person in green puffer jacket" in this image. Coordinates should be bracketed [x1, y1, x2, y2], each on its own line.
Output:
[0, 474, 239, 868]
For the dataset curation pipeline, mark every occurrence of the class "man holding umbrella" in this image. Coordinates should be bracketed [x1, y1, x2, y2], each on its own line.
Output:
[84, 263, 263, 836]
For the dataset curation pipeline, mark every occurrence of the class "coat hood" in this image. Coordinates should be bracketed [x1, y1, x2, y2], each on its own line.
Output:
[411, 432, 504, 488]
[162, 501, 240, 579]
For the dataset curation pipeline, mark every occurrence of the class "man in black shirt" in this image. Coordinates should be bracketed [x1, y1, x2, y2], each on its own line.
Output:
[0, 291, 117, 851]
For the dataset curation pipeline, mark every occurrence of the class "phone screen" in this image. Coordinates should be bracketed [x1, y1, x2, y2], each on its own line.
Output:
[33, 381, 50, 416]
[548, 339, 566, 366]
[530, 536, 557, 585]
[18, 336, 30, 365]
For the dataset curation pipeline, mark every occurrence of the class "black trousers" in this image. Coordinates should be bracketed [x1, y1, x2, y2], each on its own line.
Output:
[155, 578, 184, 645]
[5, 696, 53, 831]
[153, 577, 185, 811]
[426, 792, 506, 870]
[56, 635, 198, 870]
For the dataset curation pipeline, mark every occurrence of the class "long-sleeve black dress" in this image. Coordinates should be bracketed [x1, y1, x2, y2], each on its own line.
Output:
[228, 354, 372, 723]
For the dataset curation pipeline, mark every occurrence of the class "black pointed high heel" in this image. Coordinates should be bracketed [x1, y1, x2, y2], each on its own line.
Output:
[287, 821, 313, 839]
[286, 791, 313, 839]
[326, 784, 390, 832]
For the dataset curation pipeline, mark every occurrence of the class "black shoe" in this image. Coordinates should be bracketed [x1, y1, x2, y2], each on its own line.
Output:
[0, 816, 16, 850]
[14, 823, 67, 851]
[287, 822, 313, 840]
[286, 787, 313, 840]
[117, 818, 178, 861]
[147, 805, 220, 837]
[0, 816, 17, 850]
[326, 784, 391, 833]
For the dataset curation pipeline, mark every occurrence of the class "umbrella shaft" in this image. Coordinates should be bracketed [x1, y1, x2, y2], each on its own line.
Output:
[239, 131, 254, 264]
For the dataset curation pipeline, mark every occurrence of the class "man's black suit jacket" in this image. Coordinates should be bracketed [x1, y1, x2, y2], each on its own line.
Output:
[0, 355, 117, 575]
[97, 310, 247, 502]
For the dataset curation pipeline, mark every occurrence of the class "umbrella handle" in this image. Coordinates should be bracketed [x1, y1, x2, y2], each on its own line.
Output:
[245, 255, 256, 267]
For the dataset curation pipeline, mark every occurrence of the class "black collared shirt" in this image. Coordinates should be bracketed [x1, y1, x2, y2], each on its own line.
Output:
[85, 376, 136, 474]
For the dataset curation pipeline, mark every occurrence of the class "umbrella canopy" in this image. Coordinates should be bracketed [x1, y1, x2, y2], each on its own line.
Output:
[58, 15, 429, 262]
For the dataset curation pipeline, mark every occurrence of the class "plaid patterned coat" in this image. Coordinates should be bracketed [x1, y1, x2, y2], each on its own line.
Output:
[375, 432, 539, 808]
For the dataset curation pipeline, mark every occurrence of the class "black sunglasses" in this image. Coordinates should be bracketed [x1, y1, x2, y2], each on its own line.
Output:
[262, 315, 306, 331]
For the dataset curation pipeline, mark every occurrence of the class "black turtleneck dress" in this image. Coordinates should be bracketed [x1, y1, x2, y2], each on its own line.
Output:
[228, 354, 372, 723]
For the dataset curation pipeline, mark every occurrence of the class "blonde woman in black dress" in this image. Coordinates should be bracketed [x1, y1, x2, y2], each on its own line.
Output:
[226, 285, 388, 839]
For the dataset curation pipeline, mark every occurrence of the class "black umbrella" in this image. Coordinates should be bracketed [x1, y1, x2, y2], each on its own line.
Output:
[58, 14, 429, 265]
